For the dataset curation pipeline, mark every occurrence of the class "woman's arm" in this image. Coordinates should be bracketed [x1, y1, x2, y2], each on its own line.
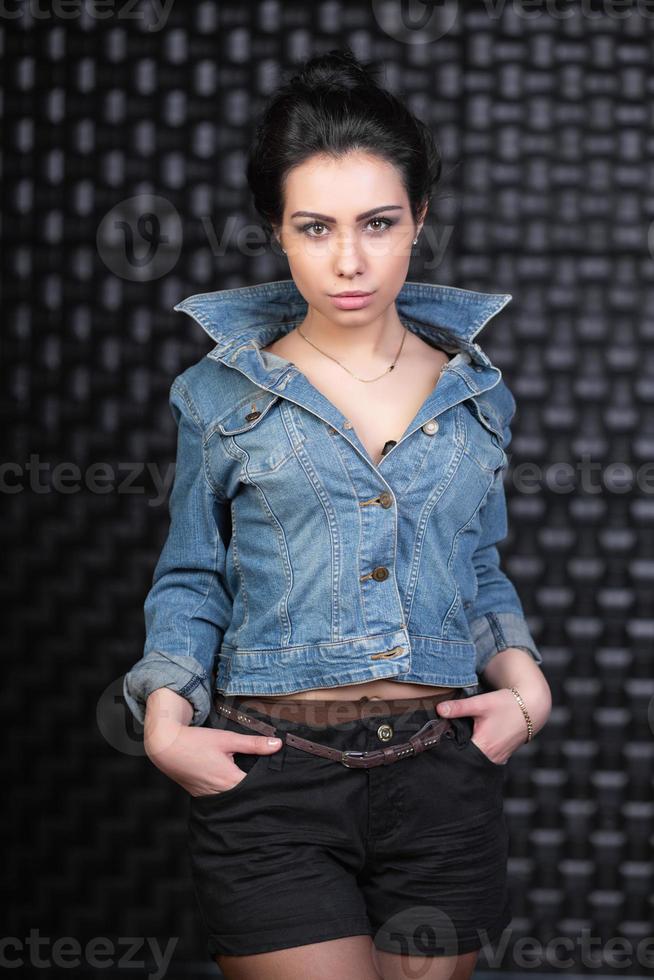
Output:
[437, 646, 551, 762]
[122, 375, 233, 729]
[478, 646, 552, 737]
[439, 391, 551, 757]
[464, 388, 543, 675]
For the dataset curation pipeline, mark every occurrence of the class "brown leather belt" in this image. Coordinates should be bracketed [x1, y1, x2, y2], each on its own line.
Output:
[213, 689, 463, 769]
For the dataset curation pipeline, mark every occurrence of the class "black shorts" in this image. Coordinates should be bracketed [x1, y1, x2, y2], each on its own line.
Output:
[186, 689, 512, 960]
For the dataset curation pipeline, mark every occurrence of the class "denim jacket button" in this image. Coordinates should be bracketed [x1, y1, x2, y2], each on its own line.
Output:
[245, 410, 262, 422]
[422, 419, 439, 435]
[378, 491, 394, 508]
[372, 566, 389, 581]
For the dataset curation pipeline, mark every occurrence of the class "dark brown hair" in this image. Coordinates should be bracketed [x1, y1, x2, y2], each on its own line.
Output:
[246, 47, 442, 244]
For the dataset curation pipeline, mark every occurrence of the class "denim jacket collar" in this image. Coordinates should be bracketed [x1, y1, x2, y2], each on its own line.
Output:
[172, 278, 514, 465]
[173, 278, 512, 357]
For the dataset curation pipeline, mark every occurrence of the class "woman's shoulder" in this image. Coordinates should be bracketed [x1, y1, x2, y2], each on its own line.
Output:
[171, 351, 267, 431]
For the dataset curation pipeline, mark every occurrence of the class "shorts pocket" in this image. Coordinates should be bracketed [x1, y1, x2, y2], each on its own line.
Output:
[454, 715, 506, 769]
[190, 750, 266, 807]
[466, 735, 507, 768]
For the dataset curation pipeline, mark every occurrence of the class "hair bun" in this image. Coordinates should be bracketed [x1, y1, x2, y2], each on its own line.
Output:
[291, 48, 381, 92]
[246, 46, 441, 243]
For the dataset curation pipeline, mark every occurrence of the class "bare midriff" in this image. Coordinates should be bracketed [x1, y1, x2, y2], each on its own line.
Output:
[255, 680, 459, 702]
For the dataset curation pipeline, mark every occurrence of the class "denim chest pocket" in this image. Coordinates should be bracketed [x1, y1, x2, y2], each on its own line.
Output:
[462, 401, 507, 474]
[217, 392, 306, 477]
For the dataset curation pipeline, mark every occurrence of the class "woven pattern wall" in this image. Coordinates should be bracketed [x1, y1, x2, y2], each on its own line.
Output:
[3, 3, 654, 976]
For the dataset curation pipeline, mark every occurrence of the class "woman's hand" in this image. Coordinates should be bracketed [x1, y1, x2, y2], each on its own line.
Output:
[435, 664, 552, 766]
[142, 688, 283, 797]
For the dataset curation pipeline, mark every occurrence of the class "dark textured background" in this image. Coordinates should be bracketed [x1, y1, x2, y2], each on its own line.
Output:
[3, 2, 654, 977]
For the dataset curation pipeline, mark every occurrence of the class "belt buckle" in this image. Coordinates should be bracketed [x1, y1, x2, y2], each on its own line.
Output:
[340, 750, 368, 769]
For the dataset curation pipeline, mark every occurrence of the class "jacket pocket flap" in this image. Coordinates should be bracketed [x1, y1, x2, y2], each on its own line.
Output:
[217, 391, 281, 435]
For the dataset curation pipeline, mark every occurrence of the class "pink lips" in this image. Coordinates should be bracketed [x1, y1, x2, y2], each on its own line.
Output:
[328, 291, 375, 310]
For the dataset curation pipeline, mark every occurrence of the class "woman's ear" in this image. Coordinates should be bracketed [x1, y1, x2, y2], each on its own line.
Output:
[415, 199, 429, 239]
[271, 226, 286, 254]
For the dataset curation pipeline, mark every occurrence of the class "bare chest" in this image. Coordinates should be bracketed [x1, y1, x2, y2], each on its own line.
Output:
[262, 332, 451, 467]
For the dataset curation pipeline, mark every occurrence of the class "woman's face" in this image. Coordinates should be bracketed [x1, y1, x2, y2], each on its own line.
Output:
[274, 151, 425, 321]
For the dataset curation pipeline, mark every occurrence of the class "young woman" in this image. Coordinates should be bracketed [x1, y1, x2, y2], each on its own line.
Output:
[123, 49, 552, 980]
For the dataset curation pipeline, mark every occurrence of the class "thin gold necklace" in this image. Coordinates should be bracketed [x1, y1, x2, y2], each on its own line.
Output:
[296, 324, 409, 383]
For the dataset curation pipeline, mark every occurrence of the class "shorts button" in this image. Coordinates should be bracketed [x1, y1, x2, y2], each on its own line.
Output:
[377, 723, 394, 742]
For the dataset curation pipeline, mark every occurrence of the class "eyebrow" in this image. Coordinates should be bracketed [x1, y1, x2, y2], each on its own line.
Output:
[290, 205, 404, 222]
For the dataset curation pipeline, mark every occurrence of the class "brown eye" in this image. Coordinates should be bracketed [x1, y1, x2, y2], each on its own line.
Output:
[367, 217, 394, 233]
[301, 222, 328, 237]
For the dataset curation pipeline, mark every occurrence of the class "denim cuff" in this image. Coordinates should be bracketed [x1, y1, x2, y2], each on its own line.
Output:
[122, 650, 213, 727]
[470, 611, 543, 674]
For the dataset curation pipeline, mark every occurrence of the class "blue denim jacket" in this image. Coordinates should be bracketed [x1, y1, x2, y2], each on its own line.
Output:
[123, 278, 542, 726]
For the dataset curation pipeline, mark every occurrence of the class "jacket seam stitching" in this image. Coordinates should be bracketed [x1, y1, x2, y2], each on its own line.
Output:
[486, 611, 508, 651]
[169, 377, 229, 663]
[172, 376, 230, 502]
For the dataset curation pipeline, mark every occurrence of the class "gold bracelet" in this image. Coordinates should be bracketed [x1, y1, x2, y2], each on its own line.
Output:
[509, 686, 534, 742]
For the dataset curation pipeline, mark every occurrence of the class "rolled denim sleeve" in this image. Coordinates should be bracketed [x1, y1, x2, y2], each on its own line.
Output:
[123, 377, 233, 727]
[466, 402, 542, 674]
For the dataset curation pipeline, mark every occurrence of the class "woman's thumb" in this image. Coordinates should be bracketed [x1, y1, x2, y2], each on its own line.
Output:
[436, 699, 461, 717]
